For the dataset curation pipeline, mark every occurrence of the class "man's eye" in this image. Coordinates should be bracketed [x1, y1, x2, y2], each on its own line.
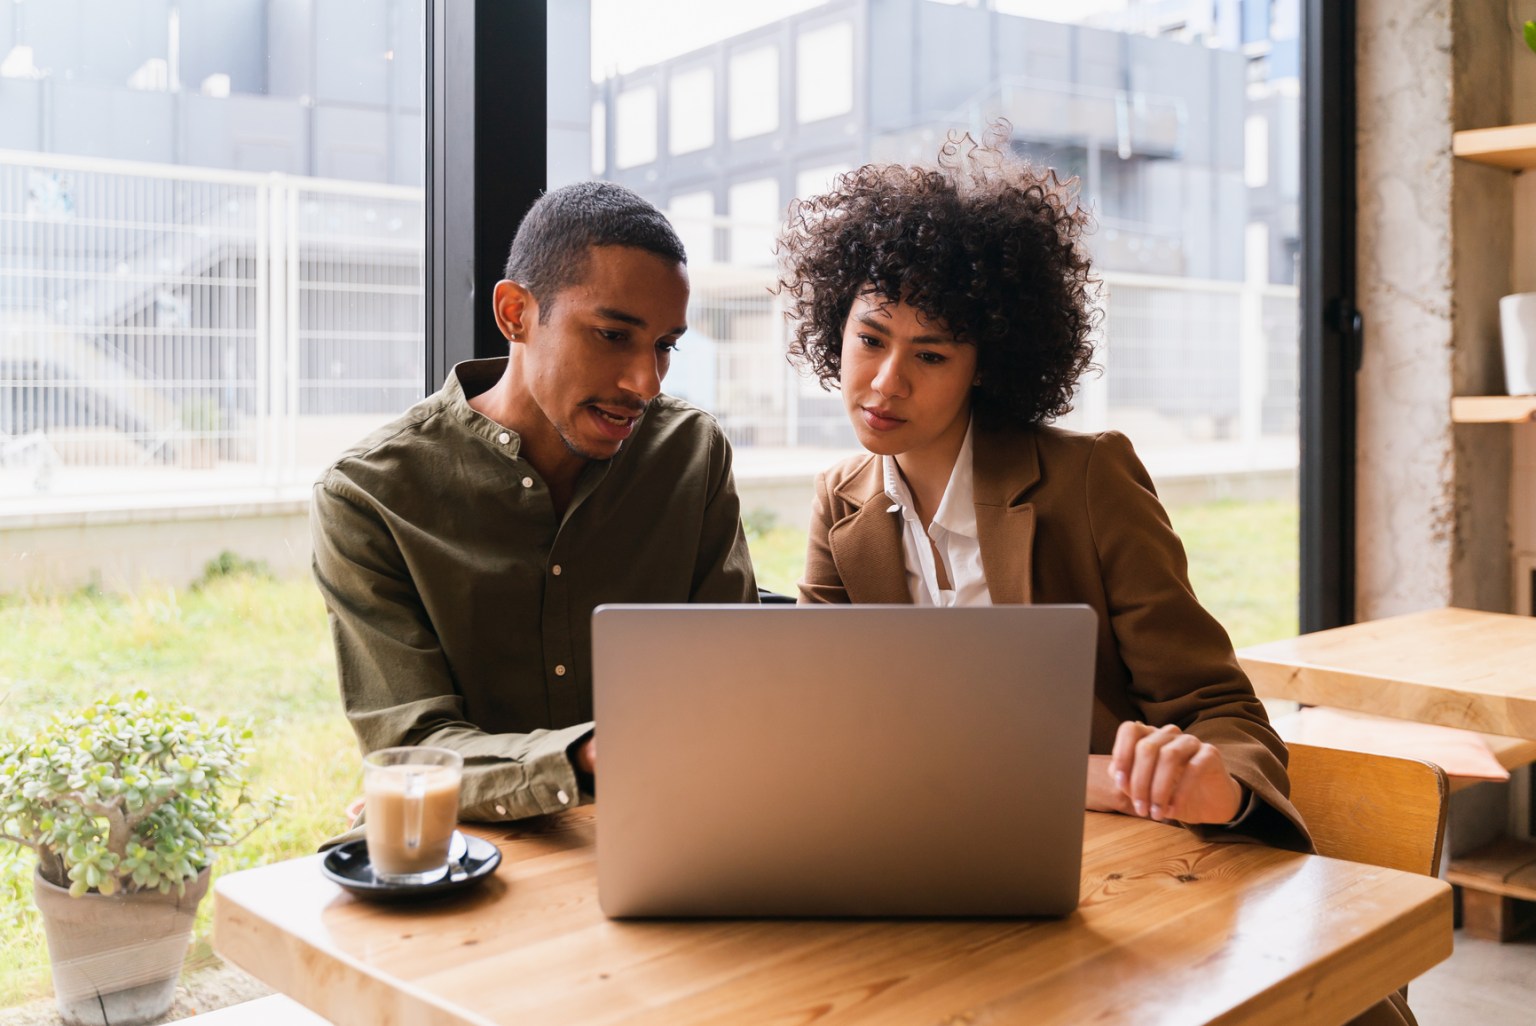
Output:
[598, 329, 626, 343]
[917, 351, 947, 365]
[857, 334, 882, 348]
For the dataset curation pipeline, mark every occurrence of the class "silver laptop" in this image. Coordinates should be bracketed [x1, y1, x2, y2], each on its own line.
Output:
[592, 604, 1097, 918]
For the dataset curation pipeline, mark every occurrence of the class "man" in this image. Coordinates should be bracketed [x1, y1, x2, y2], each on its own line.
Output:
[311, 181, 757, 825]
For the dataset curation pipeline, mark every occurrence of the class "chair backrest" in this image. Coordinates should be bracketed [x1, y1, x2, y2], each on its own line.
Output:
[1286, 742, 1449, 877]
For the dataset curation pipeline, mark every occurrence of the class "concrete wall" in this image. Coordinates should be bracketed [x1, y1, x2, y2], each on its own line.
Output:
[1355, 0, 1524, 618]
[1355, 0, 1457, 618]
[1, 499, 312, 594]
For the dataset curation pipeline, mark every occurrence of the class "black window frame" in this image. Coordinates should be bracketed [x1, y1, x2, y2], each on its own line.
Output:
[425, 0, 548, 392]
[1300, 0, 1358, 631]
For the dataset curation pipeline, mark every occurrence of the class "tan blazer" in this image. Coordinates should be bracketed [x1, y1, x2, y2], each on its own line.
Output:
[800, 423, 1310, 851]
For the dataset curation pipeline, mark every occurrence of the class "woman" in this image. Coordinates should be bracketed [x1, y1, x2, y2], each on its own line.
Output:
[777, 132, 1308, 851]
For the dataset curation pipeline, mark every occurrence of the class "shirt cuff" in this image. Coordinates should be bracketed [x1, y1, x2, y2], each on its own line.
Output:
[458, 721, 593, 821]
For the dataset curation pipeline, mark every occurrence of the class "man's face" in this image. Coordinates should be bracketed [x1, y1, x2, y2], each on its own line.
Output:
[513, 246, 690, 462]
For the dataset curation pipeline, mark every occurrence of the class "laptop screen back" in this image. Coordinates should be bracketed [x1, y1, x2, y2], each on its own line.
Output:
[592, 604, 1097, 918]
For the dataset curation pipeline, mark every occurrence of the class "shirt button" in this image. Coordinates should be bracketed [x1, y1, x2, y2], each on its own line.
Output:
[557, 789, 570, 805]
[494, 804, 507, 817]
[521, 476, 533, 488]
[555, 664, 566, 677]
[551, 564, 562, 576]
[497, 431, 511, 444]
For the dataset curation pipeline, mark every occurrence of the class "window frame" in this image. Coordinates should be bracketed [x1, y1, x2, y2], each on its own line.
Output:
[1299, 0, 1358, 631]
[424, 0, 547, 391]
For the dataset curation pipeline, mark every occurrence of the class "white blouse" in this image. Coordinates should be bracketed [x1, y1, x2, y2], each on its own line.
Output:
[881, 422, 991, 607]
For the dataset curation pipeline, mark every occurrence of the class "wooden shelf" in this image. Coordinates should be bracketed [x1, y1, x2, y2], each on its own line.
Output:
[1451, 395, 1536, 423]
[1454, 123, 1536, 170]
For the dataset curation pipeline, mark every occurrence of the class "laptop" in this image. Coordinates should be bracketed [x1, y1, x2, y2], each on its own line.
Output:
[591, 604, 1097, 918]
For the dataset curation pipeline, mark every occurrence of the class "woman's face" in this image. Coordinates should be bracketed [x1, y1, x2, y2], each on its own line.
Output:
[838, 292, 978, 466]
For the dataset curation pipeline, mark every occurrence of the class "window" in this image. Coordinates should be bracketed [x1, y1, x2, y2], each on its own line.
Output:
[668, 190, 718, 264]
[1246, 113, 1270, 188]
[584, 0, 1312, 640]
[727, 177, 781, 267]
[614, 84, 659, 168]
[669, 66, 716, 154]
[796, 21, 854, 123]
[729, 46, 780, 140]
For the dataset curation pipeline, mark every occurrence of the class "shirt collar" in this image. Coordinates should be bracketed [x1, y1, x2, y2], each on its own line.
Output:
[443, 357, 524, 457]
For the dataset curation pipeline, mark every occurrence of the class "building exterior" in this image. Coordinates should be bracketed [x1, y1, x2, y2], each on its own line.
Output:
[591, 0, 1300, 286]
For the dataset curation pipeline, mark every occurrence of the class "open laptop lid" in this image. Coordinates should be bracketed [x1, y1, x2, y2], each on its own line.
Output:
[593, 604, 1097, 918]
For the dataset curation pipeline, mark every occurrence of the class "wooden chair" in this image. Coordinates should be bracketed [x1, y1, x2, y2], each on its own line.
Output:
[1286, 742, 1449, 877]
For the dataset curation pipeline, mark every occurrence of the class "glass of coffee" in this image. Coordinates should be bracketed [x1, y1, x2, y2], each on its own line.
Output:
[363, 747, 464, 885]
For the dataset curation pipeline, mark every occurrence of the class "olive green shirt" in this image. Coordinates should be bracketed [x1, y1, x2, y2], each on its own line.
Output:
[311, 358, 757, 824]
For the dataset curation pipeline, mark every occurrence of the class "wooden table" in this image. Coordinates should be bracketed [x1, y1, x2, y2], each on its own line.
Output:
[213, 807, 1450, 1026]
[1237, 607, 1536, 739]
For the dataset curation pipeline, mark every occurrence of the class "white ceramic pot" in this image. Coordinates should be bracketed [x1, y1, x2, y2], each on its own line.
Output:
[31, 866, 210, 1026]
[1499, 292, 1536, 396]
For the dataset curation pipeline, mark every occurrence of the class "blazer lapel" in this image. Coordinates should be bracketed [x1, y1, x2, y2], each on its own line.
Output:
[973, 427, 1041, 605]
[827, 460, 911, 604]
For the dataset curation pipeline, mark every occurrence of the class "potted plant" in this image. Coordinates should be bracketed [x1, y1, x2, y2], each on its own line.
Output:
[0, 692, 283, 1026]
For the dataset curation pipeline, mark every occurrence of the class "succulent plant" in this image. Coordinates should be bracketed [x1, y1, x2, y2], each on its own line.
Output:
[0, 692, 284, 897]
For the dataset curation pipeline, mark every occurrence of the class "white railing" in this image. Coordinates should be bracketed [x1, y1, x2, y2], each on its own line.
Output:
[0, 151, 424, 501]
[1, 153, 1296, 506]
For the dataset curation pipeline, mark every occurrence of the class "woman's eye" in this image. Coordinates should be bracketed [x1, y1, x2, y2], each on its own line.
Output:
[657, 340, 680, 353]
[857, 334, 882, 348]
[917, 351, 947, 365]
[599, 329, 626, 343]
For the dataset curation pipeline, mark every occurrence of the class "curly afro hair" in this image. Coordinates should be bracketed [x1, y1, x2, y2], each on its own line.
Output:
[776, 126, 1099, 429]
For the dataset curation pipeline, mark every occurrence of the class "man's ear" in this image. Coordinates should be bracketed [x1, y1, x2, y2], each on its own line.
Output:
[493, 280, 535, 343]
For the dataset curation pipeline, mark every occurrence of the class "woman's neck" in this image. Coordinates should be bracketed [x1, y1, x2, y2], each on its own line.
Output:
[893, 420, 970, 530]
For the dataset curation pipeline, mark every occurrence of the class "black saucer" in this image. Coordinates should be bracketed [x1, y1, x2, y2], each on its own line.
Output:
[321, 831, 501, 900]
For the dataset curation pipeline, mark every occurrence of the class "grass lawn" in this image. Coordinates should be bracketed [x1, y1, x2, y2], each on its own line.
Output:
[0, 499, 1295, 1008]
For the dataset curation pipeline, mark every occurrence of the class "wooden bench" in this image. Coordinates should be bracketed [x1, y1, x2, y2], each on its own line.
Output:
[1269, 708, 1536, 792]
[1446, 837, 1536, 941]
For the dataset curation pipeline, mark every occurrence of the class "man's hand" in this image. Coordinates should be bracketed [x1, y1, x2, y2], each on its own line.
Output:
[1106, 722, 1243, 825]
[573, 735, 597, 776]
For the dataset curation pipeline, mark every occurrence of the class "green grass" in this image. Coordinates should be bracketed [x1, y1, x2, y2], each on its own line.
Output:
[1167, 498, 1298, 649]
[0, 499, 1294, 1007]
[0, 573, 358, 1007]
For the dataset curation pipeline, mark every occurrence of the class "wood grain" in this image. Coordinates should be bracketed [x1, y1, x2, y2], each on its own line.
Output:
[213, 807, 1451, 1026]
[1237, 607, 1536, 739]
[1452, 123, 1536, 170]
[1450, 396, 1536, 423]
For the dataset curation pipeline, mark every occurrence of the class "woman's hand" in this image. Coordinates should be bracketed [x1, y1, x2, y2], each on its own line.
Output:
[1085, 755, 1135, 814]
[1104, 722, 1244, 825]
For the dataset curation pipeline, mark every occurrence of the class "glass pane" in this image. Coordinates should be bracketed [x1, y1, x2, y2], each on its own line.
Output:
[729, 45, 781, 140]
[669, 65, 716, 154]
[1, 0, 426, 1014]
[586, 0, 1301, 643]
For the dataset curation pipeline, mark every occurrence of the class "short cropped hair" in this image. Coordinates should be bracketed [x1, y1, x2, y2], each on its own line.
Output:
[503, 181, 687, 322]
[776, 127, 1099, 428]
